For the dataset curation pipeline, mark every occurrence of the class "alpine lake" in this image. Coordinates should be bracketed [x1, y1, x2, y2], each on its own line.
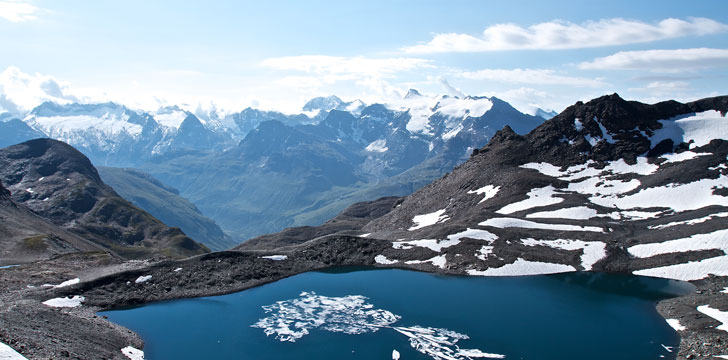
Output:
[101, 267, 693, 360]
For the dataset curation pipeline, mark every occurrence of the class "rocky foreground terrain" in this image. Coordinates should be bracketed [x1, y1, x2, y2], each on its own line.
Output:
[1, 94, 728, 359]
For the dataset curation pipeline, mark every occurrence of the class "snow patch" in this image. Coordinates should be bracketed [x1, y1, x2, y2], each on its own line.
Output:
[405, 255, 448, 269]
[393, 239, 458, 252]
[665, 319, 686, 332]
[661, 151, 712, 164]
[496, 185, 563, 214]
[447, 228, 498, 242]
[480, 217, 603, 232]
[135, 275, 152, 284]
[628, 229, 728, 259]
[375, 255, 398, 265]
[633, 256, 728, 281]
[42, 295, 84, 308]
[648, 212, 728, 229]
[261, 255, 288, 261]
[173, 268, 182, 272]
[697, 305, 728, 333]
[467, 185, 500, 204]
[121, 346, 145, 360]
[590, 175, 728, 213]
[408, 209, 449, 231]
[651, 110, 728, 149]
[521, 238, 607, 271]
[467, 258, 575, 276]
[526, 206, 600, 220]
[54, 278, 80, 288]
[0, 342, 27, 360]
[365, 139, 388, 153]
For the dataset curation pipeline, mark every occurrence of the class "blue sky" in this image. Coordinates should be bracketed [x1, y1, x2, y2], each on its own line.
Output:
[0, 0, 727, 114]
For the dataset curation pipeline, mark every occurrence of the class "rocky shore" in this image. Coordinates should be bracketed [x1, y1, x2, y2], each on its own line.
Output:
[1, 237, 726, 360]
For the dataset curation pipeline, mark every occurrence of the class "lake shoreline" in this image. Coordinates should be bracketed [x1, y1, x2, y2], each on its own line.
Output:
[1, 240, 727, 359]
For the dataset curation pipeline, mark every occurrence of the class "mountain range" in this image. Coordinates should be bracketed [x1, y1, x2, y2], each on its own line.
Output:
[0, 92, 546, 242]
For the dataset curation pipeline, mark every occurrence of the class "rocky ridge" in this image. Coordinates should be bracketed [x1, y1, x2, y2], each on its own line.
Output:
[0, 139, 209, 260]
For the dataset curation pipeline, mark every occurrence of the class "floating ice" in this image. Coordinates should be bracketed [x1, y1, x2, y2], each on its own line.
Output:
[252, 291, 504, 360]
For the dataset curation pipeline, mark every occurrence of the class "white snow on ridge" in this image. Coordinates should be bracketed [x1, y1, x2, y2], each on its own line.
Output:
[467, 258, 575, 276]
[153, 108, 188, 129]
[526, 206, 599, 220]
[467, 185, 500, 204]
[408, 209, 449, 231]
[42, 295, 84, 308]
[30, 113, 142, 137]
[521, 238, 607, 271]
[496, 185, 563, 214]
[651, 110, 728, 149]
[121, 346, 145, 360]
[648, 212, 728, 229]
[261, 255, 288, 261]
[365, 139, 388, 153]
[480, 218, 604, 233]
[0, 342, 27, 360]
[697, 305, 728, 333]
[628, 229, 728, 258]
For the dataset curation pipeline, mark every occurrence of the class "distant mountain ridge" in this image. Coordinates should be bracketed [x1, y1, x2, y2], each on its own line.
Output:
[0, 91, 547, 242]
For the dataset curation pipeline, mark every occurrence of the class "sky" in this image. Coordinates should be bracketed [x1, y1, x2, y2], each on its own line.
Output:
[0, 0, 727, 115]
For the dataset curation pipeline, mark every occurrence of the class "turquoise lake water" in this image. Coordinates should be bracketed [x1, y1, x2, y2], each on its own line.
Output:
[101, 268, 693, 360]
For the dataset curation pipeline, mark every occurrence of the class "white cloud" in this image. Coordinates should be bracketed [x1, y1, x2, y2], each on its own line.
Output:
[579, 48, 728, 72]
[403, 17, 728, 53]
[0, 1, 40, 22]
[437, 77, 465, 97]
[262, 55, 434, 80]
[0, 66, 83, 113]
[457, 68, 605, 87]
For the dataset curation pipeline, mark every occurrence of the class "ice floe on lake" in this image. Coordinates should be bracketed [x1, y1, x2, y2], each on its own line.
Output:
[252, 291, 504, 360]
